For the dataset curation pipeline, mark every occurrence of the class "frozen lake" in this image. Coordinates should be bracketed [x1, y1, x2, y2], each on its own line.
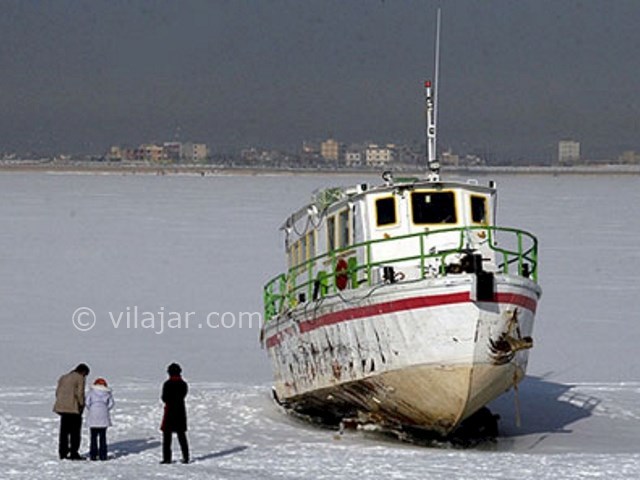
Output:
[1, 171, 639, 478]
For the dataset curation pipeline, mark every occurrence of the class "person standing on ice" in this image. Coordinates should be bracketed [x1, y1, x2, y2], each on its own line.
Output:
[85, 377, 115, 461]
[53, 363, 90, 460]
[160, 362, 190, 464]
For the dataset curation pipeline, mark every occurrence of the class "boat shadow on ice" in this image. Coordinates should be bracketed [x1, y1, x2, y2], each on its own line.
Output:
[266, 376, 600, 449]
[489, 375, 600, 438]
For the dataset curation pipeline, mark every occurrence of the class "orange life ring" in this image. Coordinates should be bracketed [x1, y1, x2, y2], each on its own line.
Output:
[335, 258, 349, 290]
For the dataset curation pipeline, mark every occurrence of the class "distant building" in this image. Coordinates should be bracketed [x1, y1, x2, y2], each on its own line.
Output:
[365, 144, 395, 167]
[106, 141, 206, 163]
[301, 140, 319, 155]
[240, 148, 260, 162]
[441, 149, 460, 167]
[345, 145, 363, 167]
[182, 143, 208, 162]
[461, 154, 485, 166]
[558, 140, 580, 165]
[107, 146, 123, 161]
[163, 142, 182, 162]
[618, 150, 640, 165]
[320, 138, 342, 161]
[395, 144, 423, 165]
[140, 144, 165, 162]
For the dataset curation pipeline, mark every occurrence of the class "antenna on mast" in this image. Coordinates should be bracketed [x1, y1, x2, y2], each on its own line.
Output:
[434, 8, 441, 137]
[425, 8, 441, 181]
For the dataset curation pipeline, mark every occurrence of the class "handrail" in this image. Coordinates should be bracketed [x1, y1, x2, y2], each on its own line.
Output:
[263, 225, 538, 322]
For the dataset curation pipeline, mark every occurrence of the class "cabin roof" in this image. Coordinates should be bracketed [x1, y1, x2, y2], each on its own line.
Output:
[280, 178, 496, 231]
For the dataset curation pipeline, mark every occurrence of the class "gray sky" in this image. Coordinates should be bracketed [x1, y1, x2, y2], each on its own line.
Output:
[1, 0, 638, 162]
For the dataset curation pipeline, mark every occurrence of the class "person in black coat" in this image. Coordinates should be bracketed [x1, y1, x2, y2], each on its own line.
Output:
[160, 363, 189, 464]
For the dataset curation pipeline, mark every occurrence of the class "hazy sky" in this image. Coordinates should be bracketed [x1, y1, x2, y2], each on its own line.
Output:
[1, 0, 638, 161]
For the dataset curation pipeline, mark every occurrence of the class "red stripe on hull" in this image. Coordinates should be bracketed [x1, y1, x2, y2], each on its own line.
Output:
[266, 290, 537, 349]
[299, 291, 471, 333]
[494, 292, 537, 314]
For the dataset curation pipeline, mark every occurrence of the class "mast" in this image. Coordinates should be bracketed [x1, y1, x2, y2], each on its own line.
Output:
[425, 81, 438, 180]
[425, 8, 441, 181]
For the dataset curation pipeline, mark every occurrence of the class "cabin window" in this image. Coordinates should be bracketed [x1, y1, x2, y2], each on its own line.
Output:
[294, 241, 301, 267]
[338, 209, 350, 249]
[300, 235, 308, 263]
[327, 216, 336, 251]
[288, 241, 297, 268]
[306, 231, 316, 259]
[411, 191, 457, 224]
[375, 197, 397, 227]
[471, 195, 488, 224]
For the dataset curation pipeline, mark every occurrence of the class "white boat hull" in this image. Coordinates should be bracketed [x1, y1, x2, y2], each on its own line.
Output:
[264, 274, 540, 435]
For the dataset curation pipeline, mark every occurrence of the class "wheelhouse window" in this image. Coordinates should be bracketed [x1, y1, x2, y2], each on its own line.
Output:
[411, 191, 457, 224]
[375, 197, 397, 227]
[300, 235, 308, 263]
[306, 230, 316, 260]
[327, 216, 336, 251]
[338, 209, 350, 249]
[288, 240, 300, 268]
[287, 243, 294, 267]
[295, 241, 302, 266]
[470, 195, 488, 224]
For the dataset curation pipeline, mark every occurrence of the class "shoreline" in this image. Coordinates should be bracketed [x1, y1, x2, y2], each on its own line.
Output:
[0, 162, 639, 176]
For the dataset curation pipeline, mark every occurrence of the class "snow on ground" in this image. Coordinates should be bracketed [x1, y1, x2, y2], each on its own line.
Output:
[1, 172, 639, 479]
[1, 380, 640, 479]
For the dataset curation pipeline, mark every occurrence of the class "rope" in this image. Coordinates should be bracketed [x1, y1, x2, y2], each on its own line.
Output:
[288, 205, 329, 238]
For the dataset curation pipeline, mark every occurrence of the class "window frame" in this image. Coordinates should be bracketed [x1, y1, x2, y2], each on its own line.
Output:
[374, 195, 399, 228]
[410, 189, 459, 226]
[337, 208, 351, 249]
[470, 194, 489, 225]
[327, 215, 336, 252]
[306, 230, 316, 260]
[288, 239, 300, 268]
[300, 234, 308, 263]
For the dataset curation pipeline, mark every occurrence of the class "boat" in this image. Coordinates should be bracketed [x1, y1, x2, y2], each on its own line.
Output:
[261, 15, 541, 438]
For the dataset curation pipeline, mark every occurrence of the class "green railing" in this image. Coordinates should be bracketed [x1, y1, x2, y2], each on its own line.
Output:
[263, 226, 538, 321]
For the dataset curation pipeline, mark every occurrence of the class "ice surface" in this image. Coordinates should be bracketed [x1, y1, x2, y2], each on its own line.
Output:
[1, 172, 639, 478]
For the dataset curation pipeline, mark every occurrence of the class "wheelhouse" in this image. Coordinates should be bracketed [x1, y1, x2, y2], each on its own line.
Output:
[267, 178, 536, 320]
